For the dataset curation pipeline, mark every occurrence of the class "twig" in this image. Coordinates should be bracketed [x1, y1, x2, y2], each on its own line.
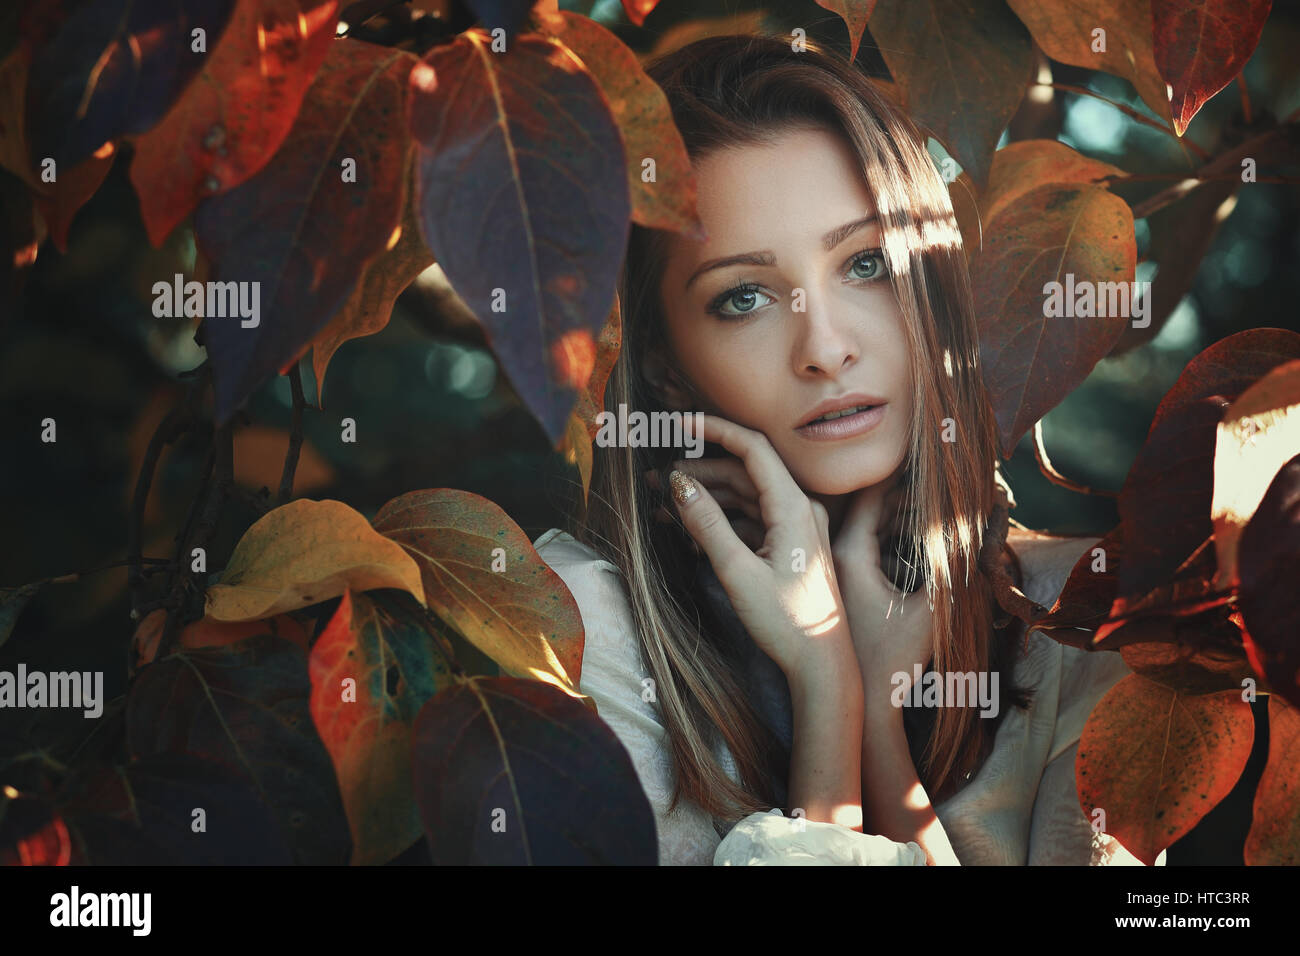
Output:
[155, 419, 236, 661]
[1032, 421, 1118, 498]
[279, 361, 306, 505]
[127, 404, 194, 617]
[1238, 75, 1252, 126]
[1038, 82, 1209, 161]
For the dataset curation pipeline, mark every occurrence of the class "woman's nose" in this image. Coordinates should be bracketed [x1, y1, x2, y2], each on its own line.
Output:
[793, 292, 858, 374]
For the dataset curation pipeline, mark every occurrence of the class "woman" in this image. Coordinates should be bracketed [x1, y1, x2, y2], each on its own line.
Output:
[533, 33, 1136, 865]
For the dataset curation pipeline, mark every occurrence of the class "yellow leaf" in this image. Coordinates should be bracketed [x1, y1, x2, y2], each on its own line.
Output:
[207, 499, 426, 621]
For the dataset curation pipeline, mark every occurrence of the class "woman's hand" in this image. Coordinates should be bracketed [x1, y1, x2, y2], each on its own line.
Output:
[646, 413, 853, 684]
[829, 482, 935, 688]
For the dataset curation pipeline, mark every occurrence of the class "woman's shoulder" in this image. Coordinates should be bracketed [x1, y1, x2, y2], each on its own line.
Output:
[1005, 526, 1099, 611]
[532, 528, 633, 663]
[533, 527, 621, 574]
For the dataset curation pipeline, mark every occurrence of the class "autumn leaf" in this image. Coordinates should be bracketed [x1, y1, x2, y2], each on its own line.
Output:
[308, 588, 453, 865]
[25, 0, 237, 167]
[558, 292, 621, 504]
[1006, 0, 1173, 123]
[126, 635, 351, 864]
[621, 0, 661, 28]
[195, 40, 416, 427]
[1114, 330, 1300, 606]
[1027, 526, 1122, 649]
[411, 676, 657, 864]
[870, 0, 1033, 189]
[815, 1, 877, 63]
[206, 498, 426, 621]
[535, 10, 703, 238]
[1210, 360, 1300, 590]
[130, 0, 339, 247]
[1076, 677, 1253, 865]
[310, 144, 434, 406]
[980, 139, 1125, 227]
[371, 488, 586, 699]
[1244, 695, 1300, 865]
[1117, 621, 1255, 693]
[0, 48, 114, 251]
[55, 753, 293, 864]
[1152, 0, 1273, 136]
[1236, 454, 1300, 709]
[408, 29, 631, 446]
[973, 183, 1135, 456]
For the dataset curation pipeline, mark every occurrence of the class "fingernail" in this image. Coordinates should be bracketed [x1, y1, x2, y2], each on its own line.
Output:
[669, 469, 697, 505]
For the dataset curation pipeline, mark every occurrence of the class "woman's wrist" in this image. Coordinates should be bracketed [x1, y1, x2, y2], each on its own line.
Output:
[784, 625, 862, 702]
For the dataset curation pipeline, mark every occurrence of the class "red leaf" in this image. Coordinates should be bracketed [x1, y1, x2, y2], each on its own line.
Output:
[1152, 0, 1273, 136]
[1237, 454, 1300, 708]
[1007, 0, 1173, 123]
[973, 183, 1135, 456]
[1244, 695, 1300, 865]
[814, 0, 877, 62]
[1028, 525, 1122, 649]
[1114, 329, 1300, 605]
[308, 588, 452, 864]
[130, 0, 339, 247]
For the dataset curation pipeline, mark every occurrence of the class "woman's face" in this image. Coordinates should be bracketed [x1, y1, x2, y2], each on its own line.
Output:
[654, 125, 914, 498]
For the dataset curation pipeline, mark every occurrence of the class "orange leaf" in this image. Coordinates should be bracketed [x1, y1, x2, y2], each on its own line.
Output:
[129, 0, 339, 246]
[1076, 676, 1253, 865]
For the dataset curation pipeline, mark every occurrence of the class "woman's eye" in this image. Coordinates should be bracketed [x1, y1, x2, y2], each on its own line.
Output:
[708, 283, 774, 318]
[848, 250, 887, 281]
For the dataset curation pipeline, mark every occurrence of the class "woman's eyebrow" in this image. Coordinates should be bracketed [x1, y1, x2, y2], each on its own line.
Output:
[683, 214, 879, 291]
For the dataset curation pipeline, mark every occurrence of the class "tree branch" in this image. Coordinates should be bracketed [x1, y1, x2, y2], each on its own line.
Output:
[279, 361, 306, 505]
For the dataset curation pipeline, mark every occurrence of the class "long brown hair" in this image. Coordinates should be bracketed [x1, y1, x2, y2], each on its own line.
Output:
[573, 33, 1026, 822]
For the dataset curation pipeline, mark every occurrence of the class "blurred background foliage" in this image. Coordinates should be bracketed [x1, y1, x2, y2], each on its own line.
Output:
[2, 0, 1298, 827]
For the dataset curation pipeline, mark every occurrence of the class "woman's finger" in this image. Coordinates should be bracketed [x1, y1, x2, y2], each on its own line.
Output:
[668, 456, 760, 502]
[685, 414, 806, 532]
[645, 466, 762, 521]
[668, 469, 759, 590]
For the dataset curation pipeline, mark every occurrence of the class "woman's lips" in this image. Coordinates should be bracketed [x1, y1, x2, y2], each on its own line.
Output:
[795, 403, 887, 440]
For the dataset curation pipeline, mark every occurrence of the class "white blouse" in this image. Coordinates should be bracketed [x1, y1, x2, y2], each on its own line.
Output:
[533, 526, 1158, 866]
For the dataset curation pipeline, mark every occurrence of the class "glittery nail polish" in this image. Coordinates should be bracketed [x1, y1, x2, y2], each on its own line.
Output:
[669, 469, 697, 504]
